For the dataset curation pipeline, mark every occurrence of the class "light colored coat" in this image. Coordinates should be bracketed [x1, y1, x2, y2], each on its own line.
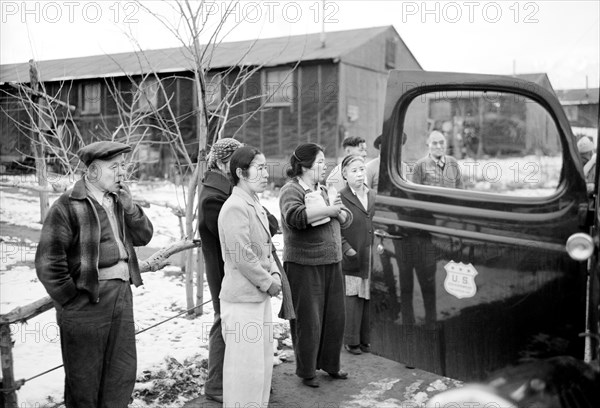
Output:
[218, 186, 278, 303]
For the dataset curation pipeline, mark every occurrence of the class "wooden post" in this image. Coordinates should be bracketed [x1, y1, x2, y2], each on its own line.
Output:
[33, 142, 49, 223]
[0, 324, 17, 407]
[0, 239, 201, 404]
[29, 59, 49, 223]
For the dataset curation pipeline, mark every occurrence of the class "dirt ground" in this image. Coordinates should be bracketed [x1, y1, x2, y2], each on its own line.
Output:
[184, 349, 455, 408]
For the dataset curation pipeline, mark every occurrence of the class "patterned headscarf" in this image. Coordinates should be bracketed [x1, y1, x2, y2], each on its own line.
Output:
[206, 138, 243, 170]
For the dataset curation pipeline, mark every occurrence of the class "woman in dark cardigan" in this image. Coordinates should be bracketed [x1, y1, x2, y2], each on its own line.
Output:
[279, 143, 353, 388]
[338, 155, 376, 355]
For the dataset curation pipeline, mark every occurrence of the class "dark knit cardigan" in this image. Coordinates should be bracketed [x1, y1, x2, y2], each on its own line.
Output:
[35, 179, 153, 305]
[279, 179, 353, 265]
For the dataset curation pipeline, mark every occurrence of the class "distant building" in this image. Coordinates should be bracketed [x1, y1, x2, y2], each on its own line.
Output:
[403, 72, 561, 160]
[0, 26, 421, 178]
[555, 88, 599, 139]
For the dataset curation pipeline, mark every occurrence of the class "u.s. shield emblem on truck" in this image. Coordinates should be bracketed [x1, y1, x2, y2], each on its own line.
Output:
[443, 261, 478, 299]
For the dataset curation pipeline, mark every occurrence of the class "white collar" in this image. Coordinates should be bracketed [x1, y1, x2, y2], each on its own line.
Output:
[349, 184, 369, 196]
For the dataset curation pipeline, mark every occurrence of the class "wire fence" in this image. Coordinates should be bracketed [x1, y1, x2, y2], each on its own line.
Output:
[0, 297, 212, 406]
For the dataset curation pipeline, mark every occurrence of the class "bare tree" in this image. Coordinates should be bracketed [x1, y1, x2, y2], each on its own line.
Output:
[133, 0, 301, 313]
[1, 76, 157, 186]
[1, 0, 300, 314]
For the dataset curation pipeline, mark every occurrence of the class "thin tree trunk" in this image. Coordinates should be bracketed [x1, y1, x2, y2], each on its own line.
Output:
[184, 165, 199, 314]
[195, 174, 204, 316]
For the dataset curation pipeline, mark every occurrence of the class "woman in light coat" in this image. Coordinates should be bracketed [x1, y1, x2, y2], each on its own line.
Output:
[218, 146, 282, 408]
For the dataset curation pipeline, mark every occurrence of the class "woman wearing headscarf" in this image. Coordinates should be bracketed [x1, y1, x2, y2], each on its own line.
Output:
[218, 146, 282, 408]
[198, 137, 243, 402]
[279, 143, 353, 388]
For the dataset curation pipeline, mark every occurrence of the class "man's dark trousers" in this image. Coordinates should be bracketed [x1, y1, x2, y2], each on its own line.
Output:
[397, 235, 438, 325]
[56, 280, 135, 408]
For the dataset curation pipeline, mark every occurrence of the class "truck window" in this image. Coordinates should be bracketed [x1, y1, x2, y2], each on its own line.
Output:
[401, 90, 563, 197]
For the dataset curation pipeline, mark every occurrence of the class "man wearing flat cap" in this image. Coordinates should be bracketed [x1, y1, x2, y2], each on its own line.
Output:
[35, 140, 154, 407]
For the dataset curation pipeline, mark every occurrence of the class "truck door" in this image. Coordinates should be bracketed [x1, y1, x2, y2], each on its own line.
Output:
[371, 70, 595, 381]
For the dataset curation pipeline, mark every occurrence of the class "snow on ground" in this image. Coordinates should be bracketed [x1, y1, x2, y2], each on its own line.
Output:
[456, 155, 562, 196]
[0, 154, 564, 405]
[0, 176, 285, 406]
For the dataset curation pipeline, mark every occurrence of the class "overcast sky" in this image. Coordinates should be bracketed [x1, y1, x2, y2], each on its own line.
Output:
[1, 0, 598, 90]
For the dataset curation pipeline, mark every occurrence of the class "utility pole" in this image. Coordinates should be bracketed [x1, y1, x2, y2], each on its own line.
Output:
[320, 0, 326, 48]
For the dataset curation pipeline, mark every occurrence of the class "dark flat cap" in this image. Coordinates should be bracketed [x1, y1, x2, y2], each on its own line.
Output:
[78, 141, 132, 166]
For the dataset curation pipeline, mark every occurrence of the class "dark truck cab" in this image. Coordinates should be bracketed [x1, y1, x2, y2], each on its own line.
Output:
[371, 70, 599, 381]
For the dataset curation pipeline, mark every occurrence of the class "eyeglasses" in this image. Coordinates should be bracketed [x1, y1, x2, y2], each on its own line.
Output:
[251, 164, 268, 172]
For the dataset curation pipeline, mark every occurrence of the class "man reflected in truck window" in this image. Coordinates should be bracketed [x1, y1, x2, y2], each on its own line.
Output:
[577, 136, 596, 194]
[412, 131, 464, 189]
[578, 137, 596, 178]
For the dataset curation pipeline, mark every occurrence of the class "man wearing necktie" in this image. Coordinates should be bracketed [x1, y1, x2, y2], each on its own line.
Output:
[35, 141, 154, 407]
[412, 131, 464, 189]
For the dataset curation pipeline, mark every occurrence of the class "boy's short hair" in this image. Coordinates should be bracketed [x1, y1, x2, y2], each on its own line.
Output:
[342, 136, 366, 148]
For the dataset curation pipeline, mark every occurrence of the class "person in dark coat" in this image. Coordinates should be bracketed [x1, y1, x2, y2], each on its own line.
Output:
[198, 137, 243, 402]
[198, 138, 278, 402]
[339, 155, 376, 355]
[35, 141, 154, 407]
[279, 143, 353, 388]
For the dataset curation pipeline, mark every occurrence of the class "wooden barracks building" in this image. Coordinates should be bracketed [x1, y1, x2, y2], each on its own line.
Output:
[0, 26, 422, 178]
